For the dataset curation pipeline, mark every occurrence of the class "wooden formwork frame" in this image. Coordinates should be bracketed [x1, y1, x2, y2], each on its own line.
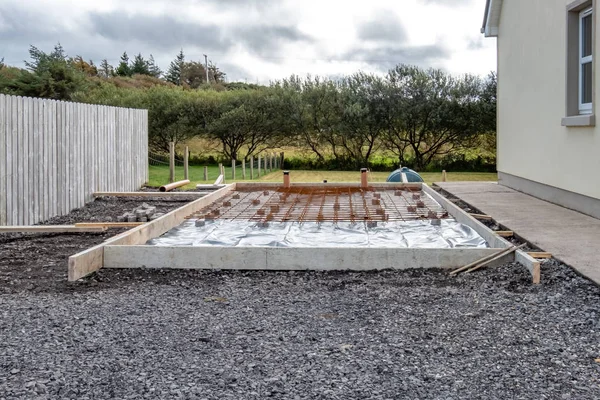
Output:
[69, 183, 540, 283]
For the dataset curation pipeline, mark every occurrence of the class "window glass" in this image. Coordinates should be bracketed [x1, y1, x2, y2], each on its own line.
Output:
[582, 13, 593, 57]
[582, 62, 593, 104]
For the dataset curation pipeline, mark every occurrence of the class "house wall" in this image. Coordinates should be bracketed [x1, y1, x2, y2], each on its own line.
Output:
[497, 0, 600, 216]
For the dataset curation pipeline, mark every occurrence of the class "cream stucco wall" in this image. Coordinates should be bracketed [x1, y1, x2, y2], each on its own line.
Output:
[497, 0, 600, 200]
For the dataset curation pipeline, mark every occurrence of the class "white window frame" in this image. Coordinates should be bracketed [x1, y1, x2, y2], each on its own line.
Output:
[579, 7, 593, 114]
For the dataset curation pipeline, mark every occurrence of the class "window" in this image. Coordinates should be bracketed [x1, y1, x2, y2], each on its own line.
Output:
[580, 7, 593, 114]
[563, 1, 595, 126]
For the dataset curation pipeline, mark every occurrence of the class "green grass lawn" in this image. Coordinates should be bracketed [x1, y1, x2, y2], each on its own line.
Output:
[148, 165, 497, 189]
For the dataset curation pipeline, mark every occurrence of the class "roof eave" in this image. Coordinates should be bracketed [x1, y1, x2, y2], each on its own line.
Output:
[482, 0, 503, 38]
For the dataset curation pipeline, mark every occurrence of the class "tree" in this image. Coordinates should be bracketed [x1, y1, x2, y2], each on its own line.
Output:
[131, 53, 150, 75]
[384, 65, 485, 170]
[71, 56, 98, 76]
[0, 43, 85, 100]
[336, 73, 387, 168]
[0, 57, 4, 69]
[206, 89, 285, 162]
[148, 54, 162, 78]
[276, 75, 340, 163]
[115, 52, 131, 76]
[165, 49, 185, 85]
[181, 61, 208, 88]
[208, 61, 226, 83]
[99, 59, 113, 78]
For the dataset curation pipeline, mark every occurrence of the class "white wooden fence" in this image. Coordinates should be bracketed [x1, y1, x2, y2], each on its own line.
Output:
[0, 94, 148, 226]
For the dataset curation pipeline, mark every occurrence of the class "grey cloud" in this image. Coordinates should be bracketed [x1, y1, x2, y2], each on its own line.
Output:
[357, 13, 407, 43]
[467, 37, 484, 50]
[234, 25, 313, 55]
[88, 12, 231, 53]
[341, 43, 451, 71]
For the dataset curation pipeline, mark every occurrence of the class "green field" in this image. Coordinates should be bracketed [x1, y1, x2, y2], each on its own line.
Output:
[148, 165, 497, 188]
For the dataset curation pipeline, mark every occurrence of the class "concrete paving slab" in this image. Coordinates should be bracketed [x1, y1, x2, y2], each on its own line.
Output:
[436, 182, 600, 285]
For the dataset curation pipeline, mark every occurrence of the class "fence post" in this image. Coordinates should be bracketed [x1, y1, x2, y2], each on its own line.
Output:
[258, 155, 261, 177]
[232, 159, 236, 180]
[169, 142, 175, 183]
[280, 152, 284, 170]
[442, 170, 447, 182]
[242, 158, 246, 179]
[203, 166, 208, 181]
[184, 146, 189, 181]
[250, 156, 254, 179]
[219, 163, 224, 183]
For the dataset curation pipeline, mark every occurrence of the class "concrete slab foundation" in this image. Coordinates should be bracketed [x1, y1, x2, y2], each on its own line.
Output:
[70, 182, 540, 283]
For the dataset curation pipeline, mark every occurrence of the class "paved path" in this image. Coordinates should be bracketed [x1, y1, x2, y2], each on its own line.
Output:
[435, 182, 600, 285]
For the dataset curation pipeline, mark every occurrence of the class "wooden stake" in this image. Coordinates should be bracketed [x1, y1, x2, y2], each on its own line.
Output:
[183, 146, 189, 181]
[258, 155, 262, 177]
[169, 142, 175, 183]
[203, 166, 208, 181]
[442, 170, 447, 182]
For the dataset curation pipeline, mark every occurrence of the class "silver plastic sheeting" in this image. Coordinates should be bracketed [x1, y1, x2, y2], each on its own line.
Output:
[147, 219, 488, 249]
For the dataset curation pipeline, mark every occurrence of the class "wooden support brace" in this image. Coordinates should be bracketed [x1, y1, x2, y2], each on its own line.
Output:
[470, 213, 493, 220]
[75, 222, 144, 228]
[527, 252, 552, 259]
[495, 231, 514, 237]
[0, 225, 107, 233]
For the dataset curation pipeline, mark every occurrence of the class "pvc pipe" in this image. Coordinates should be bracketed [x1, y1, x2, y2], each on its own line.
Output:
[360, 168, 368, 188]
[159, 179, 191, 192]
[283, 171, 290, 188]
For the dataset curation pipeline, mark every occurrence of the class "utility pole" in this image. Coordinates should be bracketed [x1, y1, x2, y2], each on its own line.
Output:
[203, 54, 209, 84]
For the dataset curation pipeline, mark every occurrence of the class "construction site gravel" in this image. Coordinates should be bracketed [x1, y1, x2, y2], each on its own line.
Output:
[1, 198, 600, 399]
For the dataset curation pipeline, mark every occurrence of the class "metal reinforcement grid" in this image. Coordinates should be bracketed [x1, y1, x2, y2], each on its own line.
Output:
[187, 186, 449, 224]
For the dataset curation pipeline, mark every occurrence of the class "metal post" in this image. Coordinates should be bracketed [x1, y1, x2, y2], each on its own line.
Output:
[232, 160, 236, 180]
[242, 159, 246, 179]
[250, 156, 254, 179]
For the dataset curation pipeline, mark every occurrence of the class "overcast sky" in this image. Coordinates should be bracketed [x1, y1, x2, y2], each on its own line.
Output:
[0, 0, 496, 83]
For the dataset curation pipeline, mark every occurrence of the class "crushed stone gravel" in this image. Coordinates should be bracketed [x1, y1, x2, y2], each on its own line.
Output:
[0, 260, 599, 399]
[1, 192, 599, 399]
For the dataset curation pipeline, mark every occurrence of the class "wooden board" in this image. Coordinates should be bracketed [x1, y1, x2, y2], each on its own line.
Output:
[68, 184, 235, 281]
[93, 191, 207, 198]
[527, 252, 552, 259]
[0, 225, 107, 233]
[496, 231, 514, 237]
[470, 213, 493, 220]
[75, 222, 144, 228]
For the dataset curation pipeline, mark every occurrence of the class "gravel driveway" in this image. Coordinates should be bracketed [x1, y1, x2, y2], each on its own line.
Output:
[1, 260, 599, 399]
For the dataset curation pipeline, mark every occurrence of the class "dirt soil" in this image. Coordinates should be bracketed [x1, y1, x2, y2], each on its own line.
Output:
[0, 196, 189, 293]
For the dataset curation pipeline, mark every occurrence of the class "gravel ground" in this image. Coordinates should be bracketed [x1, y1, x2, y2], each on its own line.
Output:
[0, 197, 188, 292]
[1, 262, 599, 399]
[1, 193, 599, 399]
